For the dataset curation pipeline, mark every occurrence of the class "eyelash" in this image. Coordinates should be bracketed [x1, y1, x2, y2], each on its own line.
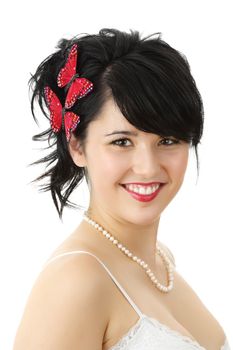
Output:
[110, 137, 181, 148]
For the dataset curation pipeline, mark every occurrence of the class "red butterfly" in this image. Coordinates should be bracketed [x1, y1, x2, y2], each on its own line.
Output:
[44, 43, 94, 141]
[44, 86, 80, 141]
[57, 43, 94, 109]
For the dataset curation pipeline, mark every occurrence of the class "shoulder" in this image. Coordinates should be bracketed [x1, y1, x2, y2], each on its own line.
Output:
[13, 252, 111, 350]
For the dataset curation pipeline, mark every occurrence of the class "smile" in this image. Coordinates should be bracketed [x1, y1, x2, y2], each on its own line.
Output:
[121, 183, 164, 202]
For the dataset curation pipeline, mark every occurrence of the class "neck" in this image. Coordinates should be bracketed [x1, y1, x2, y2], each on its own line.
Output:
[83, 207, 160, 267]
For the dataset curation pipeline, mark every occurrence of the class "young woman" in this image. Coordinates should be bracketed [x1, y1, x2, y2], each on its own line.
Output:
[13, 28, 230, 350]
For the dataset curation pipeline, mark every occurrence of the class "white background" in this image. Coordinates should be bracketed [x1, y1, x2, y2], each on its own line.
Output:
[1, 0, 232, 349]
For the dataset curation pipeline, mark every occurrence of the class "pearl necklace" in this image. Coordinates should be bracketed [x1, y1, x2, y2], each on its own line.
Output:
[83, 212, 174, 293]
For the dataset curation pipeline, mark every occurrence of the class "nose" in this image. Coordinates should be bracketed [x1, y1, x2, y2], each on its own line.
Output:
[132, 146, 162, 178]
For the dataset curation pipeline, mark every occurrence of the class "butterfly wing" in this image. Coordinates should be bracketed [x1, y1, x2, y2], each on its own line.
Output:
[65, 77, 94, 109]
[64, 111, 80, 141]
[57, 43, 78, 88]
[44, 86, 62, 133]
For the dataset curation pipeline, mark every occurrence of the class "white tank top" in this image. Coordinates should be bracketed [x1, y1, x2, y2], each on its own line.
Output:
[42, 250, 231, 350]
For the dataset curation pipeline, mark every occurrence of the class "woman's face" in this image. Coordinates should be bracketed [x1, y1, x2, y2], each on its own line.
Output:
[70, 97, 190, 225]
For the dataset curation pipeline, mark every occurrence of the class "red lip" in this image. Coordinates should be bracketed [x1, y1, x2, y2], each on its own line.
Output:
[121, 184, 164, 202]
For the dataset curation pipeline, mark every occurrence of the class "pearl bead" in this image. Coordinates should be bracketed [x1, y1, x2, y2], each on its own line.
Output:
[83, 212, 174, 293]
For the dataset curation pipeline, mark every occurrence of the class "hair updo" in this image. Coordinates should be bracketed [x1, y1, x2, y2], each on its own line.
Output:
[29, 27, 204, 219]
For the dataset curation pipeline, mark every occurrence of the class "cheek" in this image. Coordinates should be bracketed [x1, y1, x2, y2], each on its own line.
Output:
[88, 149, 127, 186]
[158, 145, 188, 177]
[167, 148, 189, 183]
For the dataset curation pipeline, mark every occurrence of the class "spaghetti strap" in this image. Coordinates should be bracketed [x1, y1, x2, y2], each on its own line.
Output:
[42, 250, 143, 318]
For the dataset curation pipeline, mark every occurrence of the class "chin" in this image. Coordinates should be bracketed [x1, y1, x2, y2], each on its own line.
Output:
[118, 208, 162, 226]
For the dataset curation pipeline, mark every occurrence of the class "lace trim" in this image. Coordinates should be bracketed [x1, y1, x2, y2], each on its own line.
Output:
[107, 315, 207, 350]
[149, 317, 229, 350]
[107, 317, 143, 350]
[147, 316, 206, 349]
[107, 315, 230, 350]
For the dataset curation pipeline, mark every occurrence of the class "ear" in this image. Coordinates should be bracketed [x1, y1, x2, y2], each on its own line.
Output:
[68, 133, 87, 167]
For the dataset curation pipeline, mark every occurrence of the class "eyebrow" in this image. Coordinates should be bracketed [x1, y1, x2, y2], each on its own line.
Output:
[104, 130, 138, 137]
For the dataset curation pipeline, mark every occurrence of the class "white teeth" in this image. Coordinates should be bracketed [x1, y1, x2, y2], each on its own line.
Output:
[139, 187, 145, 195]
[125, 184, 160, 195]
[127, 184, 135, 192]
[146, 186, 153, 195]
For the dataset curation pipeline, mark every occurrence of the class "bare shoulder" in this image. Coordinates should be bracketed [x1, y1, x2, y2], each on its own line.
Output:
[13, 252, 111, 350]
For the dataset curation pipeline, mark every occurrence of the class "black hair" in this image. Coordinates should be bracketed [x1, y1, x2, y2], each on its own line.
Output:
[29, 27, 204, 219]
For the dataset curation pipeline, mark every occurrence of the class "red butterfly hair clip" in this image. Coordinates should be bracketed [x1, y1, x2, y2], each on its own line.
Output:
[44, 43, 94, 141]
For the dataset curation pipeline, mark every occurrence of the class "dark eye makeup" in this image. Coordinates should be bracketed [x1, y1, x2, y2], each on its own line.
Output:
[110, 137, 181, 147]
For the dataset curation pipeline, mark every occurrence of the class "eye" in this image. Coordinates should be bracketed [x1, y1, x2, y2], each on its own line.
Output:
[110, 138, 132, 147]
[158, 137, 180, 146]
